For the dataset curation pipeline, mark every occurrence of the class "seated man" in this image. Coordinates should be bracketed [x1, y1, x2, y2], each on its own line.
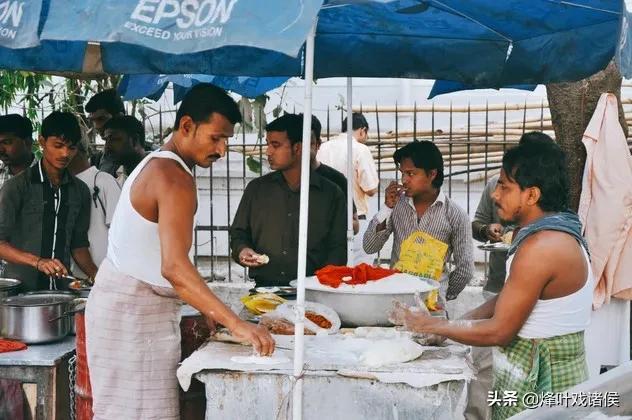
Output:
[363, 141, 474, 307]
[393, 140, 592, 420]
[0, 112, 97, 291]
[0, 114, 36, 190]
[230, 113, 347, 287]
[101, 115, 148, 186]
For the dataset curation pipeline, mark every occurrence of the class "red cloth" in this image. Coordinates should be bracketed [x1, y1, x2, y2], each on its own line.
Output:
[316, 263, 399, 288]
[0, 339, 27, 353]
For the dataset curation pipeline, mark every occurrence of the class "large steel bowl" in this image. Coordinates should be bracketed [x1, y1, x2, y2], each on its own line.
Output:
[305, 289, 425, 327]
[298, 276, 436, 327]
[0, 278, 22, 299]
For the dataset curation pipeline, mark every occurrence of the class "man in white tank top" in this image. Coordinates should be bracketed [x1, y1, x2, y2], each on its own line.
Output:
[390, 139, 591, 420]
[85, 84, 274, 420]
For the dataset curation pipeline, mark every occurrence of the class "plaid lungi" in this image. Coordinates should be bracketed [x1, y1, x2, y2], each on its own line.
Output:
[85, 258, 182, 420]
[491, 331, 588, 420]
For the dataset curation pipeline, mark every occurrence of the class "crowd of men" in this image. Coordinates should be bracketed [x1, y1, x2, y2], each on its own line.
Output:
[0, 84, 609, 420]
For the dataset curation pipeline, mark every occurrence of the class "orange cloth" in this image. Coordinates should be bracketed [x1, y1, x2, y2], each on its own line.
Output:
[0, 339, 27, 353]
[316, 263, 398, 288]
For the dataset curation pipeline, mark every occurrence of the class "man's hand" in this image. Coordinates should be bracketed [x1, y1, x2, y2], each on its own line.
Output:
[35, 258, 68, 277]
[485, 223, 504, 242]
[385, 181, 404, 209]
[238, 248, 266, 268]
[230, 320, 276, 356]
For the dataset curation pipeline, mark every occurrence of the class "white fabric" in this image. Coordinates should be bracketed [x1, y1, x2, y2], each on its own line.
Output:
[585, 298, 631, 377]
[72, 166, 120, 277]
[107, 151, 194, 288]
[317, 133, 379, 216]
[509, 247, 594, 339]
[352, 217, 375, 264]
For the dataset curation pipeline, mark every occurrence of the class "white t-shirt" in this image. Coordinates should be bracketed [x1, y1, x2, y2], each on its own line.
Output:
[72, 166, 121, 277]
[317, 133, 379, 216]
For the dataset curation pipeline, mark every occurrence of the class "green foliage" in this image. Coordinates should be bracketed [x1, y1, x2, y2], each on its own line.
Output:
[0, 71, 51, 122]
[246, 156, 262, 174]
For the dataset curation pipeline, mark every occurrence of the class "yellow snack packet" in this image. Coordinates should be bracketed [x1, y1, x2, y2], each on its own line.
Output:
[240, 293, 286, 315]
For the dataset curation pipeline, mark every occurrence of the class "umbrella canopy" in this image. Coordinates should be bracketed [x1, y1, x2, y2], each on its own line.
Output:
[0, 0, 43, 48]
[117, 74, 290, 102]
[0, 0, 625, 86]
[427, 80, 537, 99]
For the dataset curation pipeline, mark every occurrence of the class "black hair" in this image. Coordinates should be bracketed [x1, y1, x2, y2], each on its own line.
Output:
[174, 83, 242, 130]
[502, 140, 569, 212]
[341, 112, 368, 133]
[519, 131, 555, 146]
[0, 114, 33, 142]
[311, 115, 322, 142]
[103, 115, 146, 148]
[85, 89, 125, 116]
[393, 141, 444, 188]
[41, 112, 81, 146]
[265, 113, 304, 146]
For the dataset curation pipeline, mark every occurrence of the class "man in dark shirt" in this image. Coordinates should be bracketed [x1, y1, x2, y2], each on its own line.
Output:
[0, 114, 36, 190]
[309, 115, 359, 235]
[85, 89, 126, 175]
[230, 114, 347, 287]
[0, 112, 97, 292]
[101, 115, 148, 185]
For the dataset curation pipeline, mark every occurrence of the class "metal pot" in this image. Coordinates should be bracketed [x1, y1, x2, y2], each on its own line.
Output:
[0, 291, 75, 344]
[0, 278, 22, 299]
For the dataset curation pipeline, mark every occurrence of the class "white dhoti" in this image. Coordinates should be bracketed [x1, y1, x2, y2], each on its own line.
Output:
[85, 258, 182, 420]
[585, 298, 631, 377]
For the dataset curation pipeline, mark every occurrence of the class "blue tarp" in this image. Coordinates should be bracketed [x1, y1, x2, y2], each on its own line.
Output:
[0, 0, 43, 48]
[118, 74, 290, 101]
[0, 0, 626, 87]
[42, 0, 323, 57]
[428, 80, 537, 99]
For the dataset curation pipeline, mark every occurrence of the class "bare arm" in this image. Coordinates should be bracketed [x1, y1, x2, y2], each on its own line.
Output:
[401, 234, 552, 346]
[154, 163, 275, 355]
[0, 241, 68, 277]
[71, 247, 98, 278]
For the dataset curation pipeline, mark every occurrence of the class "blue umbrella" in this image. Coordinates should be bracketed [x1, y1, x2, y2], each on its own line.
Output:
[117, 74, 290, 102]
[0, 0, 43, 48]
[428, 80, 537, 99]
[0, 0, 627, 86]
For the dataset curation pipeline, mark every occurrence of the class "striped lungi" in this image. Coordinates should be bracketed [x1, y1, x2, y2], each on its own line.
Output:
[491, 331, 588, 420]
[85, 258, 182, 420]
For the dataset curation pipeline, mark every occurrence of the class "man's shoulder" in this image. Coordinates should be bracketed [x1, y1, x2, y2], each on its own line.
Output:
[317, 164, 346, 184]
[315, 171, 344, 197]
[68, 172, 91, 196]
[443, 195, 470, 220]
[1, 167, 31, 191]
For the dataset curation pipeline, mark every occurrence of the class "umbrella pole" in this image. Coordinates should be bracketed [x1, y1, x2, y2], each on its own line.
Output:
[292, 20, 317, 420]
[346, 77, 354, 266]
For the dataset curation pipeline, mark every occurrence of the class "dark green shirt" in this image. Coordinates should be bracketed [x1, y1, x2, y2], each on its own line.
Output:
[230, 170, 347, 287]
[0, 160, 91, 292]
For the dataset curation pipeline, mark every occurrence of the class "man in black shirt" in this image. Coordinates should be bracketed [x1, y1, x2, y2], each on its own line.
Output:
[0, 112, 97, 291]
[309, 115, 359, 235]
[230, 114, 347, 287]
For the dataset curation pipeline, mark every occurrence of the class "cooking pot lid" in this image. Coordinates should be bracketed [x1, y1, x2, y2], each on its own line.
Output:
[2, 293, 75, 306]
[0, 278, 21, 290]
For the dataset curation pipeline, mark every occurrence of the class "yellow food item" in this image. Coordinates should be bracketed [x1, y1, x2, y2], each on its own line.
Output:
[501, 231, 514, 245]
[240, 293, 286, 315]
[425, 289, 441, 311]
